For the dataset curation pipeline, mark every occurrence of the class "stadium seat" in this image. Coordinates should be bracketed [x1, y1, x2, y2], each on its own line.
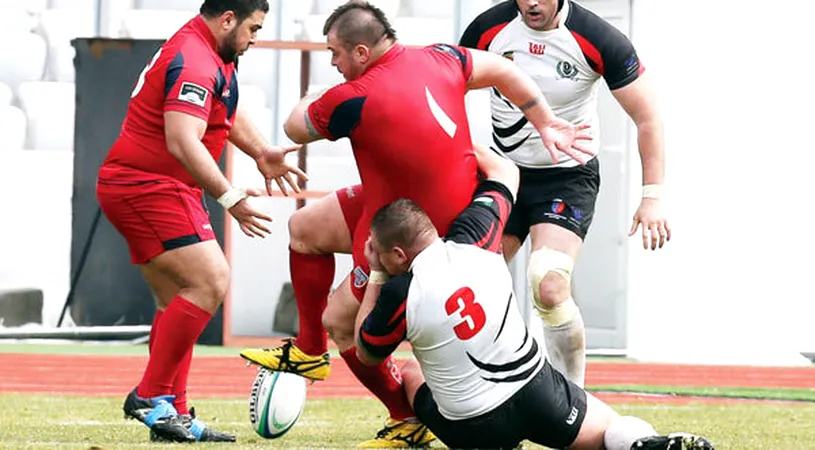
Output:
[313, 0, 400, 17]
[0, 32, 47, 92]
[0, 0, 48, 13]
[0, 83, 11, 105]
[300, 14, 344, 87]
[118, 9, 195, 39]
[235, 15, 278, 109]
[0, 8, 39, 33]
[392, 17, 454, 46]
[17, 81, 75, 151]
[48, 0, 97, 9]
[134, 0, 201, 11]
[405, 0, 453, 18]
[0, 106, 27, 152]
[37, 9, 96, 82]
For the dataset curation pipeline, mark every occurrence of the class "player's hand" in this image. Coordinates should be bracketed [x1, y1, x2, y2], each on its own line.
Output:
[228, 188, 273, 238]
[364, 236, 385, 272]
[255, 145, 309, 196]
[629, 198, 671, 250]
[536, 117, 595, 165]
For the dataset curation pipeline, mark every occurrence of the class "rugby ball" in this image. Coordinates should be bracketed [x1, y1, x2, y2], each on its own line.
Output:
[249, 368, 307, 439]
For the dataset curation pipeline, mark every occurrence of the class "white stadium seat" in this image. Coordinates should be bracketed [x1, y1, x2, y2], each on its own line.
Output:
[0, 82, 11, 105]
[392, 17, 454, 46]
[48, 0, 97, 9]
[37, 9, 96, 82]
[0, 8, 39, 33]
[405, 0, 453, 18]
[300, 14, 344, 87]
[135, 0, 201, 11]
[0, 106, 27, 151]
[314, 0, 400, 18]
[119, 9, 195, 39]
[0, 0, 48, 13]
[0, 32, 47, 92]
[17, 81, 75, 151]
[235, 14, 278, 109]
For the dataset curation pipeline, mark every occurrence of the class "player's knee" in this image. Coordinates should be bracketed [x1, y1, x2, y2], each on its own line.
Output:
[527, 247, 576, 323]
[288, 208, 318, 254]
[321, 304, 354, 347]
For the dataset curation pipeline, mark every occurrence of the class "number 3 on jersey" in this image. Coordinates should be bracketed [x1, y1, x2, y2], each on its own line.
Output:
[444, 287, 486, 340]
[131, 48, 163, 98]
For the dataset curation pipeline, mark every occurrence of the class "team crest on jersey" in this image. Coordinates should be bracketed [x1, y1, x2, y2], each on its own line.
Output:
[528, 42, 546, 55]
[501, 51, 514, 61]
[352, 266, 369, 289]
[179, 82, 208, 107]
[556, 61, 579, 79]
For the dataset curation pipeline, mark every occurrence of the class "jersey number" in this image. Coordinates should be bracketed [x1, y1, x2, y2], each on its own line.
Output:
[444, 287, 486, 340]
[131, 48, 163, 98]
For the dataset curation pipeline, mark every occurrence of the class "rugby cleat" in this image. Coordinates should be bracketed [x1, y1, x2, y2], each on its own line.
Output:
[632, 433, 715, 450]
[240, 339, 330, 381]
[150, 407, 236, 443]
[357, 418, 436, 448]
[122, 387, 195, 443]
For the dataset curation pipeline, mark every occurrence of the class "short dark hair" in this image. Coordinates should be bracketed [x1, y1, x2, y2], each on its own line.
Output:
[200, 0, 269, 22]
[371, 199, 434, 250]
[322, 1, 397, 49]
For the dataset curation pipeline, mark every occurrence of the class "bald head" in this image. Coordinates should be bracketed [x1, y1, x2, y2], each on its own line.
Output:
[323, 1, 397, 50]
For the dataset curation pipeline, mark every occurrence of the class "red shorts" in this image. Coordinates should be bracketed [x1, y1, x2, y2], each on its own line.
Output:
[335, 184, 369, 303]
[96, 178, 216, 264]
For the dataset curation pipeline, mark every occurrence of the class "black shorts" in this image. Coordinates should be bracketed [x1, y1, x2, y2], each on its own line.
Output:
[414, 359, 587, 450]
[505, 156, 600, 241]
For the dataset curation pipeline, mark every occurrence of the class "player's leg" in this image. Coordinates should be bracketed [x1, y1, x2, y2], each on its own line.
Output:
[400, 357, 424, 409]
[523, 161, 601, 388]
[240, 185, 363, 381]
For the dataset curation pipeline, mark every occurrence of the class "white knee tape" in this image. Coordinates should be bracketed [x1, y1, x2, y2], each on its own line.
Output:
[527, 247, 576, 325]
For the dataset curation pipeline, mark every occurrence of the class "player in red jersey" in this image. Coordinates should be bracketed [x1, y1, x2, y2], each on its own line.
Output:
[96, 0, 304, 443]
[240, 2, 593, 447]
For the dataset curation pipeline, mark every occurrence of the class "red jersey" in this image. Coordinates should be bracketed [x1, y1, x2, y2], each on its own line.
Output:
[308, 43, 479, 235]
[99, 16, 239, 186]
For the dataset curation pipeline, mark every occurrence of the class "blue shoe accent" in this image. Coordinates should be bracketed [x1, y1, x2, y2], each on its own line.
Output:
[143, 397, 178, 427]
[189, 418, 206, 440]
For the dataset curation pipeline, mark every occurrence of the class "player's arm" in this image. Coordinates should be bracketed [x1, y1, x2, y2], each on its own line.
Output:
[165, 111, 233, 198]
[612, 73, 664, 190]
[283, 88, 330, 144]
[355, 273, 411, 366]
[473, 143, 519, 200]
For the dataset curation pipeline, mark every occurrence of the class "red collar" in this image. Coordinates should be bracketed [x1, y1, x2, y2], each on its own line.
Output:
[367, 43, 405, 71]
[191, 15, 219, 53]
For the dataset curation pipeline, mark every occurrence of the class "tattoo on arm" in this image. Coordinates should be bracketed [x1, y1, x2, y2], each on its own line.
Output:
[518, 95, 541, 111]
[304, 110, 323, 139]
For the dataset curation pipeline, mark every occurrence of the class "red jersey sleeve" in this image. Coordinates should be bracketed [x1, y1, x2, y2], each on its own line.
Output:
[163, 50, 216, 122]
[307, 82, 365, 141]
[428, 44, 474, 83]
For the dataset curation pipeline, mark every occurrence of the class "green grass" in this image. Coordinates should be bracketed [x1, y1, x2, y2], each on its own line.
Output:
[592, 385, 815, 403]
[2, 394, 815, 449]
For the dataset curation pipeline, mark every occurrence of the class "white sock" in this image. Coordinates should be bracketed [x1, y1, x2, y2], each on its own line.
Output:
[604, 416, 658, 450]
[543, 311, 586, 387]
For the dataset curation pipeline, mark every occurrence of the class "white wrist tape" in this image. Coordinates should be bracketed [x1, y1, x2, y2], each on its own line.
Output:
[642, 184, 663, 200]
[217, 187, 248, 210]
[368, 270, 390, 285]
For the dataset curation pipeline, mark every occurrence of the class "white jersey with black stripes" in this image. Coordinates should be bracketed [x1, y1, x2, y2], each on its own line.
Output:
[460, 0, 645, 169]
[405, 239, 544, 420]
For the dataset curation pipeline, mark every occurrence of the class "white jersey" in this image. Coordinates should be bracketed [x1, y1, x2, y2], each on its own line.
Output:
[460, 0, 644, 169]
[408, 240, 542, 419]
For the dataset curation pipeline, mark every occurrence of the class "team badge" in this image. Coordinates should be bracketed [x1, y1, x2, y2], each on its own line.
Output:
[352, 266, 369, 289]
[556, 60, 578, 79]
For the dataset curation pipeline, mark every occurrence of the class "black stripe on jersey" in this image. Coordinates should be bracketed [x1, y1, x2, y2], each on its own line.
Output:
[459, 1, 517, 51]
[358, 272, 412, 360]
[430, 44, 469, 74]
[467, 331, 539, 374]
[565, 1, 643, 90]
[493, 115, 528, 138]
[494, 293, 513, 343]
[328, 96, 365, 139]
[164, 51, 185, 98]
[492, 132, 530, 153]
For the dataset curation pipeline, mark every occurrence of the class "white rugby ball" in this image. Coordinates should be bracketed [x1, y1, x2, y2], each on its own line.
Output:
[249, 369, 307, 439]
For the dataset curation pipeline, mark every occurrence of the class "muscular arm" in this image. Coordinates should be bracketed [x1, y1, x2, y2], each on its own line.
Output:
[473, 143, 519, 200]
[611, 72, 664, 186]
[355, 281, 385, 366]
[466, 49, 557, 129]
[227, 106, 268, 159]
[164, 111, 232, 198]
[283, 90, 328, 144]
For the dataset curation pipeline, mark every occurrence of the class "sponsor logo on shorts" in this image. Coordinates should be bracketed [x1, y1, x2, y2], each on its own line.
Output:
[566, 406, 579, 425]
[551, 202, 566, 214]
[179, 82, 208, 107]
[352, 266, 369, 289]
[571, 207, 582, 221]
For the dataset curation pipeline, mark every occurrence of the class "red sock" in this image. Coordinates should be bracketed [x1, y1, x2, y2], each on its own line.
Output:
[137, 296, 211, 399]
[290, 248, 334, 356]
[148, 310, 163, 353]
[340, 348, 414, 421]
[172, 347, 193, 415]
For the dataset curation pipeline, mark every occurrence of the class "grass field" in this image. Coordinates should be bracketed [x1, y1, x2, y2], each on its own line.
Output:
[1, 343, 814, 449]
